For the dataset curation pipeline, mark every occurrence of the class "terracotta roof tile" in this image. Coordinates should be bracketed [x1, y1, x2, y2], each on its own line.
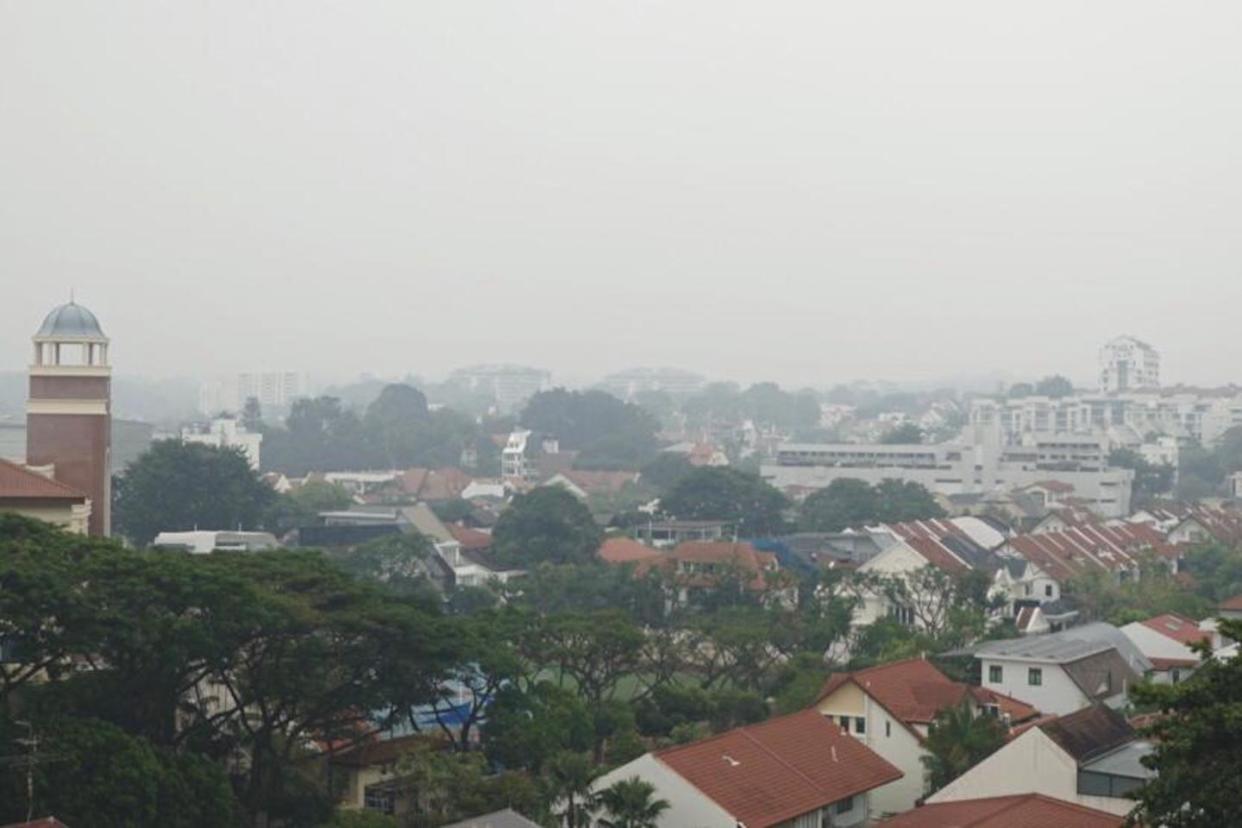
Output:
[447, 524, 493, 551]
[597, 537, 662, 564]
[879, 793, 1121, 827]
[1220, 593, 1242, 611]
[0, 459, 87, 501]
[1140, 613, 1211, 647]
[655, 709, 902, 827]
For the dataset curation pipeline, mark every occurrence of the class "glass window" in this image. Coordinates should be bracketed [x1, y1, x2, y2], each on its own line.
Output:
[885, 721, 892, 737]
[1045, 584, 1054, 597]
[1028, 667, 1043, 686]
[854, 717, 866, 734]
[834, 795, 855, 815]
[988, 665, 1003, 683]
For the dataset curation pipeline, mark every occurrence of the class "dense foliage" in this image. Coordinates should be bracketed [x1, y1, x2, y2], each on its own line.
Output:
[798, 478, 944, 532]
[492, 486, 604, 567]
[520, 389, 661, 470]
[658, 467, 788, 535]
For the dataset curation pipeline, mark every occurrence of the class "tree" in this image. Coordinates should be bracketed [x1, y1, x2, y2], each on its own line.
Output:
[1035, 374, 1075, 397]
[492, 487, 604, 567]
[1127, 619, 1242, 827]
[658, 467, 788, 536]
[1109, 448, 1174, 505]
[521, 389, 660, 470]
[364, 383, 431, 467]
[1007, 382, 1035, 398]
[596, 777, 670, 828]
[921, 702, 1005, 792]
[240, 396, 263, 431]
[639, 453, 692, 491]
[113, 440, 276, 547]
[322, 532, 439, 601]
[798, 478, 943, 532]
[483, 682, 594, 773]
[545, 751, 599, 828]
[880, 423, 923, 444]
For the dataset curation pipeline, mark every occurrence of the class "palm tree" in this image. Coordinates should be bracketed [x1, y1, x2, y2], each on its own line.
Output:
[546, 750, 600, 828]
[596, 776, 670, 828]
[921, 701, 1005, 793]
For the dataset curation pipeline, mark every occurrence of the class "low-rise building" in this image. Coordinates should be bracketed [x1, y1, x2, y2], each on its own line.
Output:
[592, 708, 903, 827]
[925, 704, 1152, 818]
[151, 530, 279, 554]
[1120, 613, 1212, 684]
[0, 459, 91, 534]
[813, 657, 1039, 816]
[881, 793, 1122, 827]
[181, 417, 263, 470]
[633, 519, 729, 548]
[973, 624, 1151, 716]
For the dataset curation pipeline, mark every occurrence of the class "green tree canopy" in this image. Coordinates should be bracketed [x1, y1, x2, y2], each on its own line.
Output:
[921, 701, 1006, 793]
[879, 423, 924, 444]
[798, 478, 944, 532]
[1128, 619, 1242, 827]
[492, 487, 604, 567]
[520, 389, 660, 470]
[658, 467, 788, 535]
[113, 440, 276, 546]
[596, 776, 670, 828]
[1035, 374, 1075, 397]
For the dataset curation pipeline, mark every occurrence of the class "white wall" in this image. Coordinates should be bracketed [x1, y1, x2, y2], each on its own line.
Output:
[979, 658, 1087, 716]
[926, 727, 1133, 817]
[815, 685, 922, 816]
[591, 753, 735, 828]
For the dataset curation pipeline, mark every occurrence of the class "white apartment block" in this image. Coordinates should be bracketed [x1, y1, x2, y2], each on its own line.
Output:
[199, 372, 308, 415]
[1099, 336, 1160, 393]
[181, 418, 264, 470]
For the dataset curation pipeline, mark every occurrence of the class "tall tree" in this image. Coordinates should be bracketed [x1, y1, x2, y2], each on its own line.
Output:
[1127, 620, 1242, 827]
[658, 467, 788, 536]
[879, 423, 924, 444]
[595, 777, 670, 828]
[798, 479, 879, 532]
[492, 487, 604, 567]
[521, 389, 660, 470]
[1035, 374, 1075, 397]
[113, 440, 275, 546]
[922, 701, 1005, 792]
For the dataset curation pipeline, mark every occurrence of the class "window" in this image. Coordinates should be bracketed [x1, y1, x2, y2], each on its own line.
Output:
[839, 715, 851, 732]
[1024, 584, 1032, 596]
[988, 665, 1003, 683]
[1028, 667, 1043, 686]
[834, 795, 855, 815]
[885, 721, 892, 737]
[1045, 584, 1054, 597]
[854, 717, 866, 735]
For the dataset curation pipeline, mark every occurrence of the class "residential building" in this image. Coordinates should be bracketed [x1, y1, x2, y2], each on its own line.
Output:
[881, 793, 1122, 827]
[442, 810, 542, 828]
[0, 458, 91, 533]
[330, 733, 432, 815]
[597, 536, 662, 565]
[541, 469, 639, 501]
[198, 371, 307, 415]
[1120, 613, 1212, 684]
[634, 540, 796, 610]
[813, 657, 1039, 816]
[925, 704, 1152, 817]
[597, 367, 705, 400]
[633, 519, 729, 548]
[973, 623, 1151, 716]
[1099, 336, 1160, 393]
[994, 522, 1177, 597]
[500, 429, 560, 482]
[762, 434, 1134, 518]
[591, 708, 903, 828]
[151, 530, 279, 554]
[26, 300, 112, 536]
[181, 417, 263, 470]
[447, 365, 551, 414]
[1219, 594, 1242, 620]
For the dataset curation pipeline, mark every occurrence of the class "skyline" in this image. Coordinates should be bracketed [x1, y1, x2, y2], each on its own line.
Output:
[4, 2, 1242, 386]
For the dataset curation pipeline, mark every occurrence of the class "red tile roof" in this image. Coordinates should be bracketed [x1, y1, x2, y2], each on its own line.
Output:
[816, 658, 1039, 729]
[879, 794, 1121, 827]
[1220, 593, 1242, 611]
[448, 524, 493, 551]
[558, 469, 639, 495]
[1004, 521, 1177, 581]
[597, 537, 662, 564]
[1140, 613, 1211, 647]
[0, 459, 87, 501]
[1149, 656, 1199, 671]
[655, 709, 902, 828]
[637, 541, 787, 592]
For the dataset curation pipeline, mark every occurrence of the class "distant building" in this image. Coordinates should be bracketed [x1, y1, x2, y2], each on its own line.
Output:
[596, 367, 705, 400]
[198, 371, 307, 416]
[0, 458, 91, 534]
[1099, 336, 1160, 393]
[500, 429, 560, 482]
[26, 300, 112, 536]
[181, 417, 263, 470]
[447, 365, 551, 414]
[152, 530, 279, 554]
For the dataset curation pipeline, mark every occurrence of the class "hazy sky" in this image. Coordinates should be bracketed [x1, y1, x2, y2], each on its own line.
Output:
[2, 1, 1240, 388]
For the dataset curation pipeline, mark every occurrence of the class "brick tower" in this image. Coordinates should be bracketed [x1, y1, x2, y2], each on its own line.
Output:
[26, 301, 112, 536]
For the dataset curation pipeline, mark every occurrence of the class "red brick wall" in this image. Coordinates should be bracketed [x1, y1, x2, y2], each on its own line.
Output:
[27, 412, 110, 536]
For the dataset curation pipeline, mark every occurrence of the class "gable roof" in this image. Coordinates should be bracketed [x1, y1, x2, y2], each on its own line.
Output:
[1220, 593, 1242, 612]
[0, 460, 87, 501]
[876, 519, 994, 572]
[447, 524, 494, 551]
[637, 540, 785, 592]
[1002, 522, 1175, 581]
[973, 622, 1152, 673]
[1139, 613, 1211, 647]
[654, 709, 901, 828]
[597, 537, 662, 564]
[878, 793, 1121, 827]
[1061, 650, 1143, 703]
[1040, 704, 1135, 764]
[440, 809, 543, 828]
[816, 658, 1038, 728]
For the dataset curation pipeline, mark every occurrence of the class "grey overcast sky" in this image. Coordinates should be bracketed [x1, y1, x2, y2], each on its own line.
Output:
[2, 1, 1240, 388]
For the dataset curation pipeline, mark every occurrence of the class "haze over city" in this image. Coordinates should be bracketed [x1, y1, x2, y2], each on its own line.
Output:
[4, 1, 1242, 386]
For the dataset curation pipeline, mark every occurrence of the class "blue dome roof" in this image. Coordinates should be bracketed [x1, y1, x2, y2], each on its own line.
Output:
[35, 301, 107, 341]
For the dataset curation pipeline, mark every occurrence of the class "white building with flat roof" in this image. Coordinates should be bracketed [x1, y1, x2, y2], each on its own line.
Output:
[1100, 336, 1160, 393]
[181, 418, 263, 470]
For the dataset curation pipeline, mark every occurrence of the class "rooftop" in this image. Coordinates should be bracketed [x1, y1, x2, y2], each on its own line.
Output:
[0, 459, 87, 501]
[35, 300, 107, 341]
[654, 708, 902, 828]
[973, 622, 1153, 672]
[878, 793, 1121, 827]
[440, 809, 543, 828]
[1040, 704, 1136, 764]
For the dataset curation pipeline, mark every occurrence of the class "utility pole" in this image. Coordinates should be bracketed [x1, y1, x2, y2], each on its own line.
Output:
[0, 720, 67, 823]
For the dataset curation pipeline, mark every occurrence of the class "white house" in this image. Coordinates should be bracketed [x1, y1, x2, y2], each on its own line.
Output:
[1120, 613, 1211, 684]
[813, 658, 1039, 817]
[591, 709, 901, 828]
[926, 704, 1152, 818]
[974, 623, 1151, 716]
[181, 417, 263, 470]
